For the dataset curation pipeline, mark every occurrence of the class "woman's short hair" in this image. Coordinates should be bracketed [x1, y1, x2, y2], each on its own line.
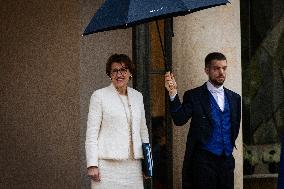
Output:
[205, 52, 227, 68]
[106, 54, 134, 77]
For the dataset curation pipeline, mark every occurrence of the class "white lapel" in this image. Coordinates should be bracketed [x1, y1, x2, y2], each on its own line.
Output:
[109, 83, 136, 125]
[127, 86, 136, 125]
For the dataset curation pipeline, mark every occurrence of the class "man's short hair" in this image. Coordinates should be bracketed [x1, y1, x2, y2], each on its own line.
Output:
[205, 52, 227, 68]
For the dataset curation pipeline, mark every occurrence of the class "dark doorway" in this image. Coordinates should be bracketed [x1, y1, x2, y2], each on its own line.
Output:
[133, 18, 173, 189]
[241, 0, 283, 188]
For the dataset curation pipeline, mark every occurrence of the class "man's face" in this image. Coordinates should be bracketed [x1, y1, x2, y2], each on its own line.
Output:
[205, 59, 227, 86]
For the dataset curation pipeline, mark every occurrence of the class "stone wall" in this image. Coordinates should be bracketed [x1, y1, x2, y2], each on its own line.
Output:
[0, 1, 81, 188]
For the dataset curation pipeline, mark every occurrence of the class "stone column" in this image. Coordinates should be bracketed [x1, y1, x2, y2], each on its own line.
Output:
[172, 1, 242, 189]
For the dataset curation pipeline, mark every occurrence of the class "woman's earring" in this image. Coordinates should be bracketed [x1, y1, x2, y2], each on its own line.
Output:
[129, 75, 132, 79]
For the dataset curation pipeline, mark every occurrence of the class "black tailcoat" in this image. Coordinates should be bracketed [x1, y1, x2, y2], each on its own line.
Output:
[169, 83, 241, 189]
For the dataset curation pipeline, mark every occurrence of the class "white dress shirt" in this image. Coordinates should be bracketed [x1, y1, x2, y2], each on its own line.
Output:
[206, 81, 225, 111]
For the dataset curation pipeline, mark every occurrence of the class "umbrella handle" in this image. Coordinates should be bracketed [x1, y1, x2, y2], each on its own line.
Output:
[155, 20, 170, 72]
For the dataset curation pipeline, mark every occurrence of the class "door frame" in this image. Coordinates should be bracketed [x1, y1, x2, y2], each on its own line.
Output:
[132, 18, 173, 189]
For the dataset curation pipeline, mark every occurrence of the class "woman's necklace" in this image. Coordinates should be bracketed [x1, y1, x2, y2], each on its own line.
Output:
[116, 91, 132, 125]
[116, 88, 134, 159]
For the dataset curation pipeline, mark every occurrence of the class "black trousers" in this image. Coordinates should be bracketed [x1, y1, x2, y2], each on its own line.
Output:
[190, 149, 235, 189]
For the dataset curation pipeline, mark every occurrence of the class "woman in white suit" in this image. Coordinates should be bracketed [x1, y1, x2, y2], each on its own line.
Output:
[85, 54, 150, 189]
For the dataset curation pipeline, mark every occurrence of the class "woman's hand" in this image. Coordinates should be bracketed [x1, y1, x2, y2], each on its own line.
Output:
[87, 166, 101, 182]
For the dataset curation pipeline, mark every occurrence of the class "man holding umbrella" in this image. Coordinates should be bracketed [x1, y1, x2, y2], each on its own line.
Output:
[165, 52, 241, 189]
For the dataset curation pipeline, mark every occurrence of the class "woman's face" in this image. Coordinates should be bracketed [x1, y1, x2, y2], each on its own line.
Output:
[110, 62, 131, 89]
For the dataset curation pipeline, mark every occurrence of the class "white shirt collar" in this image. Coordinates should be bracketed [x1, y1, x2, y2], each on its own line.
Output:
[206, 81, 224, 93]
[206, 81, 225, 111]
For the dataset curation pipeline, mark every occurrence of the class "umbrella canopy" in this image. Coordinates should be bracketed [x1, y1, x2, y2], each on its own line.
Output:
[83, 0, 229, 35]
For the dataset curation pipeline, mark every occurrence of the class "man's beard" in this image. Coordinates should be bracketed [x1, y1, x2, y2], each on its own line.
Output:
[210, 77, 225, 86]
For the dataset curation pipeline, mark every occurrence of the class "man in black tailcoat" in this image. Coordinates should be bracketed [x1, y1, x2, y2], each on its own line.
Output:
[165, 52, 241, 189]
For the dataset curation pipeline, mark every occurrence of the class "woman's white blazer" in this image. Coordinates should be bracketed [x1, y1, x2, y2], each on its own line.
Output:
[85, 84, 149, 167]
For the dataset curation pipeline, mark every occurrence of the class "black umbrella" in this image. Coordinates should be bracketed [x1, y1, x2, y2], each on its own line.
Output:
[83, 0, 230, 70]
[83, 0, 229, 35]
